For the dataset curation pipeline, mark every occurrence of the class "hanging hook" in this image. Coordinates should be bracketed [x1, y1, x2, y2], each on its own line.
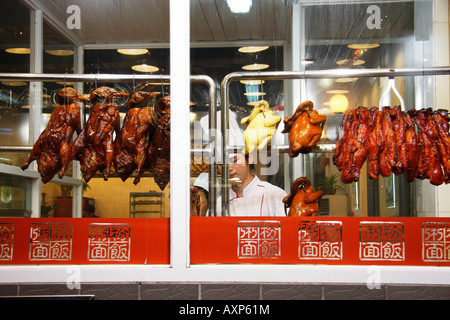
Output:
[161, 73, 165, 97]
[379, 76, 405, 111]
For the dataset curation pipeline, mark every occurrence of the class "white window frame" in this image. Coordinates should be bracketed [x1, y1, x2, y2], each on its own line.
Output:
[1, 0, 450, 287]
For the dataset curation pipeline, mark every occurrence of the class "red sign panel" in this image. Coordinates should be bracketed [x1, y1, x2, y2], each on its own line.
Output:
[1, 217, 450, 266]
[190, 216, 450, 266]
[0, 218, 170, 265]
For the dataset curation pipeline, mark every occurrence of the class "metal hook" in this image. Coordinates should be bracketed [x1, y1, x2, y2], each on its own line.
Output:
[379, 76, 405, 111]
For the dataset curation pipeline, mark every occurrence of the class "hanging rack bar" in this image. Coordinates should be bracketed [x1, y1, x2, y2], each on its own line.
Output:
[220, 66, 450, 216]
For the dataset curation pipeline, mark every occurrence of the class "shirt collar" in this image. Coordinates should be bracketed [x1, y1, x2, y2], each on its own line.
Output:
[230, 175, 259, 198]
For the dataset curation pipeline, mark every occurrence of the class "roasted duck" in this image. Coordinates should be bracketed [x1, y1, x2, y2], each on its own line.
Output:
[404, 110, 419, 182]
[413, 108, 444, 186]
[21, 87, 86, 183]
[146, 95, 171, 191]
[283, 177, 322, 216]
[69, 86, 128, 183]
[282, 100, 326, 157]
[335, 105, 450, 186]
[240, 100, 281, 154]
[333, 107, 371, 183]
[432, 109, 450, 183]
[113, 91, 159, 184]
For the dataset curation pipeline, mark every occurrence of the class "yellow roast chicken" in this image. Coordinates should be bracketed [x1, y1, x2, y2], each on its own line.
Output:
[240, 100, 282, 154]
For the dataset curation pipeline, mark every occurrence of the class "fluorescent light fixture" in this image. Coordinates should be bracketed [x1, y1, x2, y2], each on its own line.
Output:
[347, 43, 380, 50]
[5, 48, 30, 54]
[227, 0, 252, 13]
[242, 63, 269, 71]
[117, 49, 149, 55]
[238, 46, 269, 53]
[45, 49, 74, 56]
[131, 64, 159, 73]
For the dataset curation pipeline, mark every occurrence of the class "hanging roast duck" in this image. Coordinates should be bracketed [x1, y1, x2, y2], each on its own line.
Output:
[21, 87, 86, 183]
[282, 100, 326, 157]
[283, 177, 322, 216]
[113, 90, 159, 184]
[68, 86, 128, 183]
[146, 95, 171, 191]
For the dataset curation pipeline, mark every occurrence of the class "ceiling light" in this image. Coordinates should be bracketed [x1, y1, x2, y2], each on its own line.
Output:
[301, 59, 314, 65]
[330, 94, 349, 113]
[227, 0, 252, 13]
[336, 59, 365, 66]
[244, 92, 266, 96]
[240, 80, 265, 85]
[327, 89, 349, 94]
[347, 43, 380, 50]
[335, 77, 358, 83]
[242, 63, 269, 71]
[56, 82, 74, 85]
[238, 46, 269, 53]
[45, 49, 74, 56]
[131, 64, 159, 73]
[5, 48, 30, 54]
[117, 49, 149, 55]
[2, 81, 27, 86]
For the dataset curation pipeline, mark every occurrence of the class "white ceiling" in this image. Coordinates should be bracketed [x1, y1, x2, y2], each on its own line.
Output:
[22, 0, 293, 47]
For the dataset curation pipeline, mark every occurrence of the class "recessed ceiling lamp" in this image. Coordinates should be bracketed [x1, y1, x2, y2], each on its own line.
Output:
[2, 81, 27, 86]
[327, 89, 349, 94]
[56, 82, 74, 85]
[347, 43, 380, 50]
[336, 59, 365, 66]
[242, 63, 269, 71]
[131, 64, 159, 73]
[227, 0, 252, 13]
[240, 80, 265, 85]
[335, 77, 358, 83]
[117, 48, 149, 55]
[238, 46, 269, 53]
[45, 49, 74, 56]
[244, 92, 266, 96]
[5, 48, 30, 54]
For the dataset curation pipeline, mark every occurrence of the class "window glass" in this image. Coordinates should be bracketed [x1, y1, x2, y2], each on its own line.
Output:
[189, 0, 441, 219]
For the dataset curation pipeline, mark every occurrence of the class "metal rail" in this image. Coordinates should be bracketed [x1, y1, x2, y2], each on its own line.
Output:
[220, 66, 450, 216]
[0, 72, 218, 216]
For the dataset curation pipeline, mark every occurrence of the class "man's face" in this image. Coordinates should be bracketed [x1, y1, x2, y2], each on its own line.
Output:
[229, 153, 251, 185]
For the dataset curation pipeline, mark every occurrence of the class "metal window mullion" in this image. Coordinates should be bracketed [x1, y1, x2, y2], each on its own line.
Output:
[169, 0, 190, 269]
[29, 9, 43, 218]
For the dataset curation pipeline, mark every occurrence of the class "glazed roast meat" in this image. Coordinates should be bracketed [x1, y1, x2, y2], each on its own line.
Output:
[113, 91, 159, 184]
[334, 105, 450, 186]
[283, 177, 322, 216]
[146, 95, 171, 191]
[69, 86, 128, 183]
[21, 87, 86, 183]
[282, 100, 326, 157]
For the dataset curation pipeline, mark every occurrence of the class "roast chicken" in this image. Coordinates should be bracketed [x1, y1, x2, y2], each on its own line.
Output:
[282, 100, 326, 157]
[334, 105, 450, 186]
[146, 95, 171, 191]
[69, 86, 128, 183]
[113, 91, 159, 184]
[21, 87, 86, 183]
[283, 177, 322, 216]
[240, 100, 281, 154]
